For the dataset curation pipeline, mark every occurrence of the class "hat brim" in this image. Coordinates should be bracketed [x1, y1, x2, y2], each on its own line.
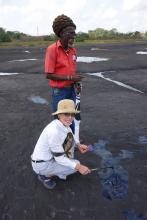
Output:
[52, 109, 80, 116]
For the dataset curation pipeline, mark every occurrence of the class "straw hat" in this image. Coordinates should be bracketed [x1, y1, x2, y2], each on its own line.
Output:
[52, 99, 80, 115]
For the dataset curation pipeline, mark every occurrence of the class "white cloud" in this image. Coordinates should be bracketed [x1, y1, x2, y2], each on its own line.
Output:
[0, 0, 147, 35]
[123, 0, 147, 11]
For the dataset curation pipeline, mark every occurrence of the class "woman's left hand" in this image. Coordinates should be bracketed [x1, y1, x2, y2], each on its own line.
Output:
[78, 144, 89, 153]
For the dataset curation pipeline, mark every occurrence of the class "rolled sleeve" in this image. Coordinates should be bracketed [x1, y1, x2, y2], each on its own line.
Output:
[48, 130, 78, 169]
[54, 155, 78, 169]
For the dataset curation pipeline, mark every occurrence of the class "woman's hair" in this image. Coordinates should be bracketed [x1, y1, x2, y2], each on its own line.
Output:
[52, 14, 76, 37]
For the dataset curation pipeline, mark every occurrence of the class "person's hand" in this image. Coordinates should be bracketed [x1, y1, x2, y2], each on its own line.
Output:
[75, 164, 91, 175]
[72, 74, 84, 82]
[78, 144, 89, 153]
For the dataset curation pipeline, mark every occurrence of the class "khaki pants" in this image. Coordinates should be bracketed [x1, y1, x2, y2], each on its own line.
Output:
[32, 159, 79, 180]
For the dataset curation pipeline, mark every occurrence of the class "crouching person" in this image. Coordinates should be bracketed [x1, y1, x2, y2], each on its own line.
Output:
[31, 99, 91, 189]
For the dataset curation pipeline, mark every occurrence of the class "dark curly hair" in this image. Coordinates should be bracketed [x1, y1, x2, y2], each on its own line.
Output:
[52, 14, 76, 37]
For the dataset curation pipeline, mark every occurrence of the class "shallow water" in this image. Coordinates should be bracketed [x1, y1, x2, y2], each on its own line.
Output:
[123, 209, 147, 220]
[91, 140, 129, 200]
[138, 136, 147, 145]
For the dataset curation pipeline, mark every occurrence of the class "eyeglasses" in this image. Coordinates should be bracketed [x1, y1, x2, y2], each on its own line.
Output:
[63, 113, 75, 117]
[62, 31, 76, 36]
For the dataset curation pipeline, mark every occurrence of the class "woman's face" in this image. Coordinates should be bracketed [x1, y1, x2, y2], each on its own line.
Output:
[58, 113, 75, 127]
[60, 26, 76, 49]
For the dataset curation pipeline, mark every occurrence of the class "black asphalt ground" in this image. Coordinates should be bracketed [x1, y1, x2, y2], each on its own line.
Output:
[0, 41, 147, 220]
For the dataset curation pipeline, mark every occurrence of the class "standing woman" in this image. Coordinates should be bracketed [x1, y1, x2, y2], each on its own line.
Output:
[45, 14, 84, 139]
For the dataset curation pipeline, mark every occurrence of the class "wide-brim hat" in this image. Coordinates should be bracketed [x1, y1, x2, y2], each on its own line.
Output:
[52, 99, 80, 115]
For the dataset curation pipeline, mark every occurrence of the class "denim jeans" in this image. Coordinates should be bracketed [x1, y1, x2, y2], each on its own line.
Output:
[51, 86, 76, 133]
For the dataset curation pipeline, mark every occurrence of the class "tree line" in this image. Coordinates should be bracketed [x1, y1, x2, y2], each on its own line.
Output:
[0, 27, 27, 42]
[1, 27, 147, 42]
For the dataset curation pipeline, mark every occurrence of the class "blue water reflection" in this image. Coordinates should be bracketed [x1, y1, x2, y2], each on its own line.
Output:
[123, 209, 147, 220]
[91, 140, 129, 200]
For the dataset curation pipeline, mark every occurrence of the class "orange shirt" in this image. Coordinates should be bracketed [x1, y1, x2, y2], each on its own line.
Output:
[45, 40, 77, 88]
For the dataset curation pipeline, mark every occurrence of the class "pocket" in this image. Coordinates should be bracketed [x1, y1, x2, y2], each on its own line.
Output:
[32, 162, 48, 174]
[52, 88, 61, 96]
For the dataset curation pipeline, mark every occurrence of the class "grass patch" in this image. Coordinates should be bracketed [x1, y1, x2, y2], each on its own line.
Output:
[0, 39, 146, 48]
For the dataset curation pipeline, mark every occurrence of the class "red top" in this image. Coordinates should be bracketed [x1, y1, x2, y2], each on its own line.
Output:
[45, 40, 77, 88]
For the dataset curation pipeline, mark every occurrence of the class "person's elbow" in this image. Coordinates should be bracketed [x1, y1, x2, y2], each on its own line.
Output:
[46, 73, 53, 79]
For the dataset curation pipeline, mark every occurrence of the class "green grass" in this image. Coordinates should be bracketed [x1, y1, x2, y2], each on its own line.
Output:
[0, 40, 54, 48]
[0, 38, 146, 48]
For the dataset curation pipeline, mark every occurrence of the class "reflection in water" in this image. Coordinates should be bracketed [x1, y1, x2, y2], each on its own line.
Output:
[123, 209, 147, 220]
[91, 140, 129, 200]
[138, 136, 147, 145]
[98, 167, 128, 200]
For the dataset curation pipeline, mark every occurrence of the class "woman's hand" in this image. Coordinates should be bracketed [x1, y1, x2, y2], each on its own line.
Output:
[78, 144, 89, 153]
[75, 164, 91, 175]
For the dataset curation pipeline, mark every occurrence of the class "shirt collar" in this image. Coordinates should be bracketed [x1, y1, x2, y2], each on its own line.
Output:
[54, 119, 72, 133]
[56, 40, 62, 48]
[56, 40, 72, 53]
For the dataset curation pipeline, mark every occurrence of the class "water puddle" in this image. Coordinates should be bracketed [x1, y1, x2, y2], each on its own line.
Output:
[91, 48, 109, 51]
[138, 136, 147, 145]
[123, 209, 147, 220]
[77, 56, 109, 63]
[28, 95, 49, 105]
[118, 149, 134, 160]
[136, 51, 147, 55]
[89, 72, 144, 94]
[99, 166, 128, 200]
[90, 140, 129, 200]
[0, 72, 22, 76]
[8, 59, 37, 62]
[24, 50, 31, 53]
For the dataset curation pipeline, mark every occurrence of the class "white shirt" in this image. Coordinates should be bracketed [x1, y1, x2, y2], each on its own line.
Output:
[31, 119, 79, 169]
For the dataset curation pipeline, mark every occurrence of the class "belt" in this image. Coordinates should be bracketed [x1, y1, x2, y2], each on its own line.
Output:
[64, 85, 73, 88]
[32, 159, 46, 163]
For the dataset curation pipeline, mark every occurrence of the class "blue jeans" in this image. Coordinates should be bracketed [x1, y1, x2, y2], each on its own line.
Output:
[51, 86, 76, 133]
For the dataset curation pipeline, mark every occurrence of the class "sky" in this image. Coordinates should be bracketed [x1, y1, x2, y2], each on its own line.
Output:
[0, 0, 147, 36]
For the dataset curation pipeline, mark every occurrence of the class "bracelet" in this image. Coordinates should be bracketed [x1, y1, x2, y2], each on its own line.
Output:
[67, 75, 70, 80]
[67, 75, 73, 80]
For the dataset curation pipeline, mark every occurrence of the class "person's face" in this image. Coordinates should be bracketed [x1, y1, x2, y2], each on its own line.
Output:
[60, 26, 76, 49]
[58, 113, 75, 127]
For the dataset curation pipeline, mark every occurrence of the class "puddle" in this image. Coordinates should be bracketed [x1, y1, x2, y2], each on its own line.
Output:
[89, 72, 144, 94]
[117, 150, 134, 160]
[8, 59, 37, 62]
[90, 140, 129, 200]
[77, 56, 109, 63]
[136, 51, 147, 55]
[123, 209, 147, 220]
[28, 95, 49, 105]
[138, 136, 147, 145]
[89, 136, 147, 200]
[24, 50, 31, 53]
[91, 48, 108, 51]
[99, 166, 128, 200]
[0, 72, 22, 76]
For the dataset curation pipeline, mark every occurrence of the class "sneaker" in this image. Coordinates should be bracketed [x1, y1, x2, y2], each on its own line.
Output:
[37, 175, 56, 189]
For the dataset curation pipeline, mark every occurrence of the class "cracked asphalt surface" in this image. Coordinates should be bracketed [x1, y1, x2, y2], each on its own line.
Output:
[0, 41, 147, 220]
